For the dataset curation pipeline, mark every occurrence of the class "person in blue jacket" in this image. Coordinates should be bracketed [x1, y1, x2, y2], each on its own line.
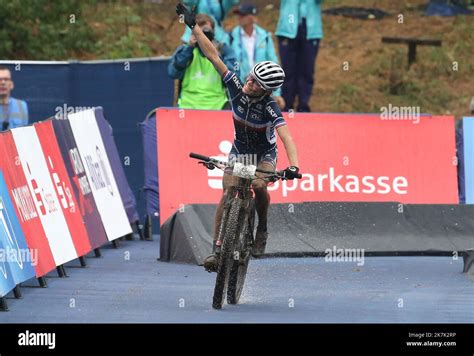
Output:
[229, 3, 285, 109]
[180, 0, 239, 45]
[0, 66, 29, 131]
[275, 0, 324, 112]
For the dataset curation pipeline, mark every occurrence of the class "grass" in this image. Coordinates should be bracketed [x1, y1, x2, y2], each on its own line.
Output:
[315, 2, 473, 117]
[332, 83, 367, 112]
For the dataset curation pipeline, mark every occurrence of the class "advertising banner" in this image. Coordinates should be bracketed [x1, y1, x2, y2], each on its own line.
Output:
[68, 110, 132, 240]
[0, 235, 15, 297]
[95, 108, 139, 224]
[0, 133, 55, 276]
[12, 127, 78, 266]
[52, 119, 108, 249]
[0, 171, 36, 286]
[156, 109, 458, 223]
[34, 120, 92, 256]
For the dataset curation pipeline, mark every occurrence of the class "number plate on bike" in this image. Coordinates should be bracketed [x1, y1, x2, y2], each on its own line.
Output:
[232, 162, 257, 179]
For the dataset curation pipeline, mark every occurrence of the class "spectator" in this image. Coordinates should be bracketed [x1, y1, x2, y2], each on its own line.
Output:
[168, 14, 238, 110]
[0, 66, 29, 131]
[276, 0, 324, 112]
[180, 0, 239, 45]
[229, 4, 285, 109]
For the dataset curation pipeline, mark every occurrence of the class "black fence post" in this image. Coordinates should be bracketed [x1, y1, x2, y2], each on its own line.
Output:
[56, 265, 68, 278]
[0, 297, 8, 311]
[38, 277, 47, 288]
[144, 215, 153, 241]
[13, 285, 22, 299]
[79, 256, 87, 267]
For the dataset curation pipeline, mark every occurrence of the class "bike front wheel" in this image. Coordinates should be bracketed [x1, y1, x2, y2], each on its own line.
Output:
[227, 198, 255, 305]
[212, 197, 243, 310]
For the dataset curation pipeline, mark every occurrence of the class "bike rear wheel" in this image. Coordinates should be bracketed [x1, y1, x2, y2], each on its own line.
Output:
[227, 199, 255, 305]
[212, 198, 243, 310]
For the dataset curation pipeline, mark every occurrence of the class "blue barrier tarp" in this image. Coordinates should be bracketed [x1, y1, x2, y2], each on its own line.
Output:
[0, 59, 174, 220]
[140, 112, 159, 218]
[462, 117, 474, 203]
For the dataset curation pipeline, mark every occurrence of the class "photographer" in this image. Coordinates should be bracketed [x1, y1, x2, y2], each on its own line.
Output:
[168, 14, 238, 110]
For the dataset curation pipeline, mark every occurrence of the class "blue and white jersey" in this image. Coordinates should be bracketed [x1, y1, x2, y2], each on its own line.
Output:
[222, 70, 286, 151]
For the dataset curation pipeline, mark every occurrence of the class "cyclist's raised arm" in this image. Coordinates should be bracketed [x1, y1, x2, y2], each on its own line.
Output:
[192, 25, 228, 76]
[176, 3, 228, 76]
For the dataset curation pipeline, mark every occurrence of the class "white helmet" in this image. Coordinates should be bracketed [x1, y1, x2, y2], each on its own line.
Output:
[250, 61, 285, 91]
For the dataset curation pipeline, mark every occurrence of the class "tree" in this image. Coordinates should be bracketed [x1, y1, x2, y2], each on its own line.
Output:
[0, 0, 96, 60]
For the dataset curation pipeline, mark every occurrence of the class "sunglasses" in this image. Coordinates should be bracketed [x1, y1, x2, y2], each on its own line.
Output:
[246, 74, 264, 90]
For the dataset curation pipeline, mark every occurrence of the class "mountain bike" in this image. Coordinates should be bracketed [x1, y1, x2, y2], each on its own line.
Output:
[189, 152, 302, 309]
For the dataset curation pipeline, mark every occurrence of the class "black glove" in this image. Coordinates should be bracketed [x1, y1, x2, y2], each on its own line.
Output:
[176, 3, 197, 29]
[282, 166, 299, 180]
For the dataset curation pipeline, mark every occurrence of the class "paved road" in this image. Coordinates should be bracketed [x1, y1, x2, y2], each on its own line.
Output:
[1, 238, 473, 323]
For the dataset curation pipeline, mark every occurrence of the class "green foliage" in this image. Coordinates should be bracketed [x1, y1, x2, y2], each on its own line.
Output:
[96, 32, 155, 59]
[93, 4, 156, 59]
[0, 0, 97, 60]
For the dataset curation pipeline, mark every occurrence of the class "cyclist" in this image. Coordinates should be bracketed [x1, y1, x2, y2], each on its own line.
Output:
[177, 3, 300, 271]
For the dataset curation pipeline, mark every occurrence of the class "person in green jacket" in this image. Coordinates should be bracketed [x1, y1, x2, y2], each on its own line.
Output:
[168, 14, 238, 110]
[229, 3, 285, 109]
[275, 0, 324, 112]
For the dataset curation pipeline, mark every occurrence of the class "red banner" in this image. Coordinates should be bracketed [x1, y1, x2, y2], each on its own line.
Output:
[0, 132, 55, 277]
[157, 109, 458, 224]
[34, 121, 92, 257]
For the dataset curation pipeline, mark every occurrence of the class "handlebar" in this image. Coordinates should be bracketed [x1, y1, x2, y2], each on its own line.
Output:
[189, 152, 302, 179]
[189, 152, 210, 162]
